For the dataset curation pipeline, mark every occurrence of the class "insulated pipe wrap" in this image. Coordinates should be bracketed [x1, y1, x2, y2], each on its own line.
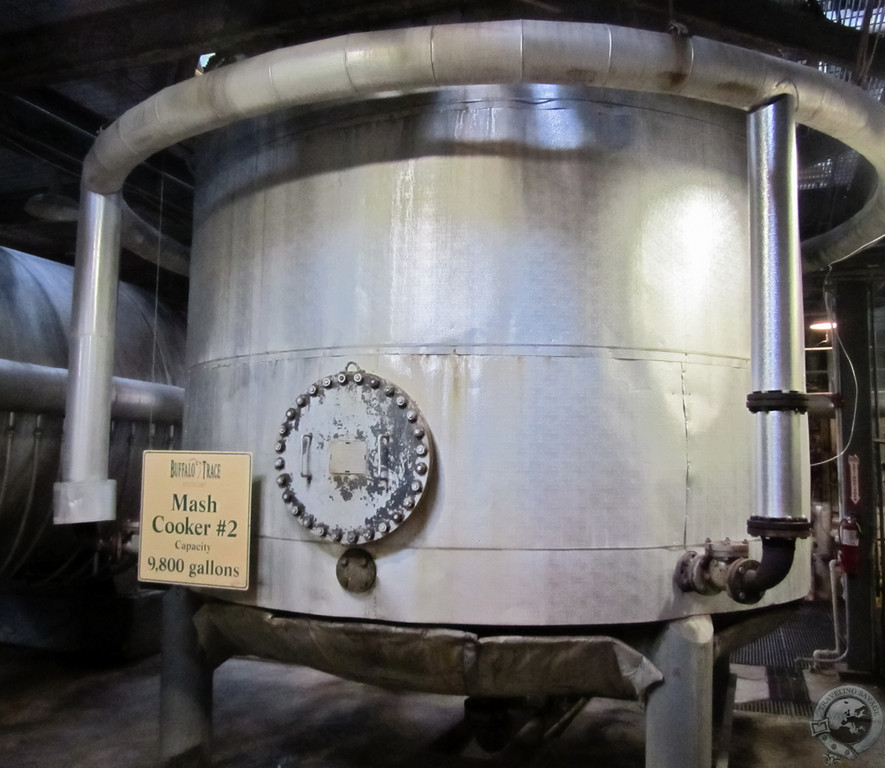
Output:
[430, 20, 524, 84]
[521, 21, 613, 85]
[62, 187, 121, 485]
[265, 38, 355, 104]
[749, 95, 805, 394]
[748, 95, 809, 526]
[78, 21, 885, 269]
[344, 28, 435, 93]
[54, 187, 122, 523]
[606, 24, 694, 92]
[755, 412, 809, 521]
[80, 21, 885, 268]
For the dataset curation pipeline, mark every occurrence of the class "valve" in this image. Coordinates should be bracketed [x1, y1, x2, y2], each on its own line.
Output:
[676, 539, 750, 596]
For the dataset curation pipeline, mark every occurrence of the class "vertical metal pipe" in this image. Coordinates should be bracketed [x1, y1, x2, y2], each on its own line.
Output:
[747, 94, 810, 525]
[53, 186, 121, 524]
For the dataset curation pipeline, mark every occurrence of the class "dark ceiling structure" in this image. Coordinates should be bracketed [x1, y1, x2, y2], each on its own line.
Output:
[0, 0, 883, 305]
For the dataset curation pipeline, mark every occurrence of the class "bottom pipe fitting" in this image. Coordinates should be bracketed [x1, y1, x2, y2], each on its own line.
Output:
[726, 538, 797, 605]
[677, 524, 807, 604]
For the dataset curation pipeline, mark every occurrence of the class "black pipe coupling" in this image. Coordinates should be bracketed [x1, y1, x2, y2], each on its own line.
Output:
[746, 390, 810, 414]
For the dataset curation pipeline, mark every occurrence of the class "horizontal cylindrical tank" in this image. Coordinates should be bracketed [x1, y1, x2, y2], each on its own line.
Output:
[0, 247, 186, 586]
[187, 85, 811, 625]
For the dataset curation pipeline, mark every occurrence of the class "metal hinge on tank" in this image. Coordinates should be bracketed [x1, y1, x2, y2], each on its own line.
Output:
[272, 363, 433, 549]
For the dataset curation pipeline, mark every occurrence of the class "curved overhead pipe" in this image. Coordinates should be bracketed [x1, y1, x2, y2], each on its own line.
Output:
[60, 20, 885, 526]
[83, 21, 885, 268]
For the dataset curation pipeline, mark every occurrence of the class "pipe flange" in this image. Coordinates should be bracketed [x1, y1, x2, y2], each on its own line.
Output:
[746, 390, 810, 414]
[675, 551, 719, 596]
[726, 558, 764, 605]
[675, 550, 699, 593]
[272, 363, 433, 546]
[746, 515, 811, 539]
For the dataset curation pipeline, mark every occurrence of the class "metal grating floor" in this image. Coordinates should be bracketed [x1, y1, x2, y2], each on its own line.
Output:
[737, 696, 813, 718]
[732, 602, 841, 717]
[731, 603, 840, 668]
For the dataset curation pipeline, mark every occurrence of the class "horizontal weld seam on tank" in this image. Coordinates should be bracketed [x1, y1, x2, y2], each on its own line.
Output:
[258, 537, 690, 553]
[80, 21, 885, 268]
[182, 346, 753, 370]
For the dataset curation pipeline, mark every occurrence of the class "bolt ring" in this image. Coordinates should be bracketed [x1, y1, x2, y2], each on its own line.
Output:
[277, 369, 432, 545]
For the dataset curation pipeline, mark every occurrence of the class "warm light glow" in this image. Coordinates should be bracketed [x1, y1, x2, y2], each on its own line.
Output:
[809, 320, 836, 331]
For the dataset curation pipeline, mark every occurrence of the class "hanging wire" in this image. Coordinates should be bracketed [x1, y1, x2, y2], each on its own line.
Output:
[810, 267, 860, 467]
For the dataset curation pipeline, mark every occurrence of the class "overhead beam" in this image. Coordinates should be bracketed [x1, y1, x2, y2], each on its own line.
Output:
[656, 0, 880, 74]
[0, 0, 465, 88]
[0, 0, 880, 88]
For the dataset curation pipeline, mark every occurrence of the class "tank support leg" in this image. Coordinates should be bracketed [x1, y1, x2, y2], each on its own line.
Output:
[645, 615, 714, 768]
[159, 587, 213, 767]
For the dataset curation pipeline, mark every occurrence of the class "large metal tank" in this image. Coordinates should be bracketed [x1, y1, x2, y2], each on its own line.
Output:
[187, 84, 811, 626]
[0, 246, 185, 586]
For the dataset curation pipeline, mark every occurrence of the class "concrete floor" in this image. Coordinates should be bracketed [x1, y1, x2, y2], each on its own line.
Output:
[2, 644, 884, 767]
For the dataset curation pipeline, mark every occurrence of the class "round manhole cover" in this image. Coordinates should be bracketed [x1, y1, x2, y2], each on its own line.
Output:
[273, 364, 433, 546]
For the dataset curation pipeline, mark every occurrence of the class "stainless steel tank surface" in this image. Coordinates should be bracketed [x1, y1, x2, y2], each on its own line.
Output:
[0, 247, 185, 583]
[188, 85, 811, 625]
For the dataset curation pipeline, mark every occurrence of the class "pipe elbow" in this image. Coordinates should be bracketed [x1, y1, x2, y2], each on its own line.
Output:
[726, 538, 797, 605]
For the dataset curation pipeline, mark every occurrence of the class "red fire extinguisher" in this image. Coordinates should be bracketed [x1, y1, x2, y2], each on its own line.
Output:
[839, 515, 861, 577]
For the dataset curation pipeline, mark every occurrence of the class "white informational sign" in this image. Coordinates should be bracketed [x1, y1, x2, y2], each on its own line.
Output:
[138, 451, 252, 590]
